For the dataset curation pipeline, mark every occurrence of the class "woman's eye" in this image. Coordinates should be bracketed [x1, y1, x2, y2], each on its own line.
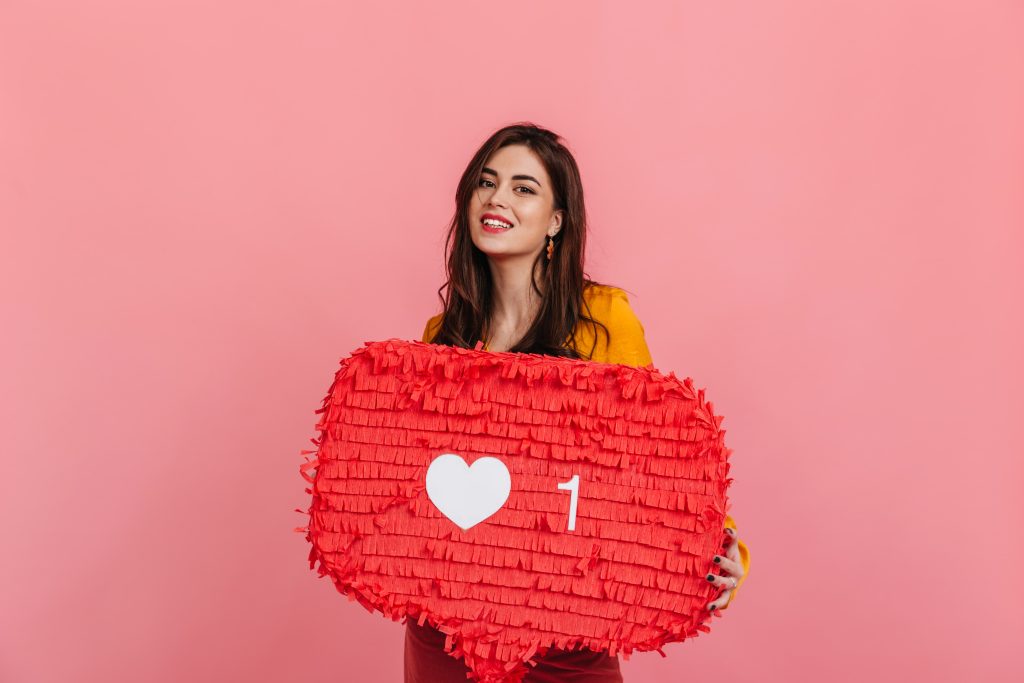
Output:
[478, 178, 534, 195]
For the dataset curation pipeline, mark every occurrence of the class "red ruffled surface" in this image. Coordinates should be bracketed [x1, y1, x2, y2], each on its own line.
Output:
[296, 339, 734, 682]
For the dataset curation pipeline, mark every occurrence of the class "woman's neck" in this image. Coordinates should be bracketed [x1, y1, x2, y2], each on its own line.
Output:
[485, 257, 545, 349]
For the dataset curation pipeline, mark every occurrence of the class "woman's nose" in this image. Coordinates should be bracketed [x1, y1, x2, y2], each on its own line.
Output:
[488, 185, 511, 208]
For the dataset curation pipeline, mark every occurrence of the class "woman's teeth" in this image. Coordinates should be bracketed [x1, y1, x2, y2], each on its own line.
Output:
[483, 218, 512, 229]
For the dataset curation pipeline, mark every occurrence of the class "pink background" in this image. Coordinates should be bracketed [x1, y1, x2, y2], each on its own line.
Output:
[2, 1, 1022, 681]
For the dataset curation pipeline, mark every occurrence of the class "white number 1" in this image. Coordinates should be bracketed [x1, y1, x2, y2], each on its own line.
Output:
[556, 474, 580, 531]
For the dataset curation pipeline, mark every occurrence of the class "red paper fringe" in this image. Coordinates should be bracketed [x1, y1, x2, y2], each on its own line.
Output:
[296, 339, 733, 682]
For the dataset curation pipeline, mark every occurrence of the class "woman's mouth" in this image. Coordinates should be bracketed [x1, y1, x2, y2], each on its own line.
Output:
[481, 215, 513, 233]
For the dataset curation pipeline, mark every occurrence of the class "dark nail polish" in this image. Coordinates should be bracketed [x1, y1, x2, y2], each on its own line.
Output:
[713, 556, 721, 563]
[708, 604, 716, 611]
[706, 574, 715, 582]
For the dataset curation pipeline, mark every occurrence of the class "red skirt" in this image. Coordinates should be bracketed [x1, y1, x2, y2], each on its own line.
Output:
[404, 620, 623, 683]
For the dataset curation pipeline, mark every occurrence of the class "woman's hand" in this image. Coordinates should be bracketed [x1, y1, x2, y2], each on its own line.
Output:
[706, 526, 745, 612]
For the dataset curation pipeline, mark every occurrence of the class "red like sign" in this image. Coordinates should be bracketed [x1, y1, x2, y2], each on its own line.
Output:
[298, 339, 735, 682]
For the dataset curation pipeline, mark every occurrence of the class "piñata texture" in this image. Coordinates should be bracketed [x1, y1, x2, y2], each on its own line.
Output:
[297, 339, 735, 682]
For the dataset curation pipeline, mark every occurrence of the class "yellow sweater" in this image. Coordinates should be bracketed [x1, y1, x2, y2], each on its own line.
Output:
[421, 283, 749, 609]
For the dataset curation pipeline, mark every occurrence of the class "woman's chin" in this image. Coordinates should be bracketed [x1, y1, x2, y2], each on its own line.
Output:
[477, 247, 526, 261]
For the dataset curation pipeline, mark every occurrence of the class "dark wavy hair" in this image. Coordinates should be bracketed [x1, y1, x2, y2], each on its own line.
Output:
[427, 122, 613, 359]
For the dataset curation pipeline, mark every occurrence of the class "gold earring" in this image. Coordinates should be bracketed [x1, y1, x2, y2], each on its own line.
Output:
[546, 235, 555, 260]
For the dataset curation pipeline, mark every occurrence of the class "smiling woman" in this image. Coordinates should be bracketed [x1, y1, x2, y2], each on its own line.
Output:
[407, 122, 749, 683]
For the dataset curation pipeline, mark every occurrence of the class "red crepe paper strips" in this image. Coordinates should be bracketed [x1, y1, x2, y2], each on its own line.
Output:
[298, 339, 735, 683]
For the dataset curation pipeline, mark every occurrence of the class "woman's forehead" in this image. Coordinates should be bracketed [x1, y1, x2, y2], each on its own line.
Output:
[485, 146, 549, 185]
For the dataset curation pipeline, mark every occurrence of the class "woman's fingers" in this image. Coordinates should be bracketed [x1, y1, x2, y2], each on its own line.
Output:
[704, 571, 740, 590]
[707, 587, 732, 612]
[706, 526, 744, 611]
[724, 527, 742, 564]
[712, 553, 742, 576]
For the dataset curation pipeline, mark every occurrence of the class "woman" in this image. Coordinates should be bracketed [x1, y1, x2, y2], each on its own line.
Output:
[406, 123, 749, 683]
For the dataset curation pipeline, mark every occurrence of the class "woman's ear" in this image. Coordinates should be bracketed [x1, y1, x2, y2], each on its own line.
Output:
[549, 210, 563, 235]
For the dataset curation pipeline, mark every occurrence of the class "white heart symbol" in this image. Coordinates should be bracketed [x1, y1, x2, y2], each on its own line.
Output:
[425, 453, 511, 530]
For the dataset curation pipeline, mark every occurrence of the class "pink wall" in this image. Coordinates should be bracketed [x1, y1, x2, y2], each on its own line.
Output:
[2, 2, 1021, 681]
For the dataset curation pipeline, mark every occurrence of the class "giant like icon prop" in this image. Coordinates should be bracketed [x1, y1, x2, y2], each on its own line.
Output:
[297, 339, 736, 683]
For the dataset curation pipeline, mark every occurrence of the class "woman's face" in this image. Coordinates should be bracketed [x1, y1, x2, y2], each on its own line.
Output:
[468, 144, 562, 262]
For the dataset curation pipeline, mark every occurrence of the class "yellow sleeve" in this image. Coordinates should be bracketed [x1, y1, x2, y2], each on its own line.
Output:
[421, 314, 442, 343]
[583, 287, 653, 367]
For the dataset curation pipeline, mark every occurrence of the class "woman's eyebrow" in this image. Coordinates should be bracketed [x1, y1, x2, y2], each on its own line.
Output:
[481, 166, 542, 187]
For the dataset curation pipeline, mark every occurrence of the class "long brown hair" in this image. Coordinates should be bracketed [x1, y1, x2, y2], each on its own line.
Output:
[427, 122, 613, 360]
